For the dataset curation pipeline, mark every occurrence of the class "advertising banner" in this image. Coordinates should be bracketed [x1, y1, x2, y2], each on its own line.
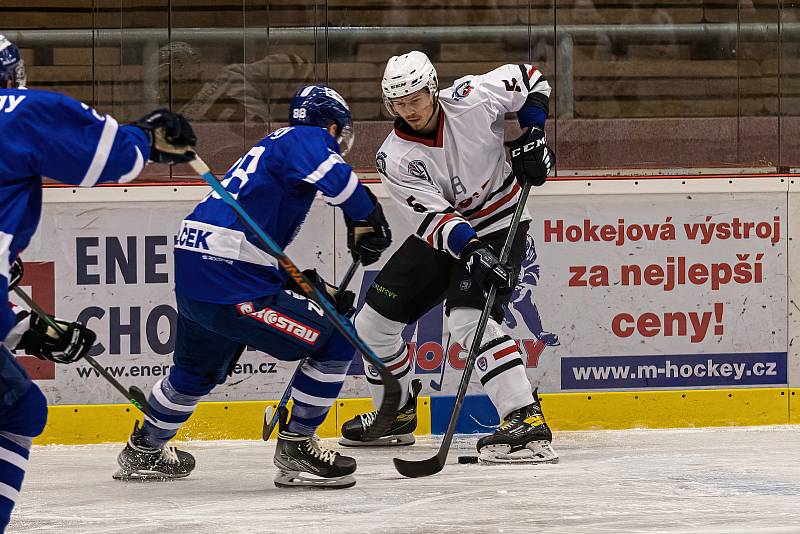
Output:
[360, 189, 787, 397]
[16, 186, 789, 405]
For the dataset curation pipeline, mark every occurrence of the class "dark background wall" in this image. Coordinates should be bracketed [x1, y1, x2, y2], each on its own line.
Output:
[4, 0, 799, 177]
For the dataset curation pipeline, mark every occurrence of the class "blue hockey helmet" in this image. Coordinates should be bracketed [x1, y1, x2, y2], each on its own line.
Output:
[0, 35, 26, 88]
[289, 85, 354, 156]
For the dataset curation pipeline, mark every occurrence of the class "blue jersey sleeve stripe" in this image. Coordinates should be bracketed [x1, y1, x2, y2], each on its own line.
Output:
[302, 153, 344, 184]
[322, 171, 359, 205]
[0, 232, 11, 283]
[118, 146, 145, 183]
[0, 232, 12, 342]
[79, 115, 118, 187]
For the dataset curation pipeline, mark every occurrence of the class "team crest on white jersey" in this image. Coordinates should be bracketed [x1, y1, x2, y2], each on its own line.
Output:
[407, 160, 433, 185]
[451, 80, 473, 101]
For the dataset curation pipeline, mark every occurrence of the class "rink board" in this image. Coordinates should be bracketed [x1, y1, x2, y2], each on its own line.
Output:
[34, 387, 791, 445]
[34, 397, 432, 445]
[15, 176, 800, 443]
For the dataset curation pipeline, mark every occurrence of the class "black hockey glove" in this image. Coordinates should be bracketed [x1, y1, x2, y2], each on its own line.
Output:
[462, 240, 515, 298]
[344, 190, 392, 267]
[505, 126, 554, 186]
[135, 109, 197, 165]
[9, 257, 23, 290]
[12, 311, 96, 364]
[285, 269, 356, 318]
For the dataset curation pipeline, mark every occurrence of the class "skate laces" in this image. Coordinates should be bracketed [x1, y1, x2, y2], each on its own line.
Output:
[304, 436, 338, 465]
[159, 446, 179, 465]
[359, 411, 378, 429]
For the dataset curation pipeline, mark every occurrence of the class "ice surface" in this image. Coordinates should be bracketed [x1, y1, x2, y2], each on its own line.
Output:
[10, 426, 800, 533]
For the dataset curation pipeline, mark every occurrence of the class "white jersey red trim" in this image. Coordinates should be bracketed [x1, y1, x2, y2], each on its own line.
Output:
[376, 63, 551, 257]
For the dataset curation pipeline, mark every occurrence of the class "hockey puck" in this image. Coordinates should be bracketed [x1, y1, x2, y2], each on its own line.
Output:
[458, 455, 479, 464]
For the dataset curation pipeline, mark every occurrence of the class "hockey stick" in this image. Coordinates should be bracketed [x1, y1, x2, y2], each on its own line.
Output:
[393, 182, 532, 478]
[262, 259, 361, 440]
[189, 156, 401, 441]
[12, 286, 149, 414]
[428, 332, 451, 392]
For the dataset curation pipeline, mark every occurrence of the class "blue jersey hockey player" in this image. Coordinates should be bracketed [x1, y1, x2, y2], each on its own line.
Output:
[113, 85, 392, 489]
[0, 35, 197, 531]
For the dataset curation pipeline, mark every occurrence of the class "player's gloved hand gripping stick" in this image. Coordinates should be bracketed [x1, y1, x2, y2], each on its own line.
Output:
[262, 259, 361, 441]
[393, 182, 533, 478]
[189, 155, 402, 441]
[11, 285, 149, 413]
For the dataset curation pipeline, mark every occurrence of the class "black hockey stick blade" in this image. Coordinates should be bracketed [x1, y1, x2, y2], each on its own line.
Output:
[128, 386, 149, 413]
[263, 374, 293, 441]
[190, 157, 402, 441]
[263, 380, 293, 441]
[13, 286, 149, 415]
[263, 405, 275, 441]
[263, 404, 289, 440]
[392, 182, 532, 478]
[393, 448, 447, 478]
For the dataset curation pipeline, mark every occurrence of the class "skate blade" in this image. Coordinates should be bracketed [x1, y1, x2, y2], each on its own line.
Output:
[478, 441, 560, 465]
[338, 434, 415, 447]
[274, 470, 356, 489]
[112, 468, 191, 481]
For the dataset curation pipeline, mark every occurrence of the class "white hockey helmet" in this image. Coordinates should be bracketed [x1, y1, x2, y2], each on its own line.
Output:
[381, 51, 438, 116]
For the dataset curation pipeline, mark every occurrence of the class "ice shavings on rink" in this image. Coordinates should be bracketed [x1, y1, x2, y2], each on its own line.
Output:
[10, 426, 800, 534]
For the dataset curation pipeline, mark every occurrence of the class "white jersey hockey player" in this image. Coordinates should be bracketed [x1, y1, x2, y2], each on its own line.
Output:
[340, 51, 558, 464]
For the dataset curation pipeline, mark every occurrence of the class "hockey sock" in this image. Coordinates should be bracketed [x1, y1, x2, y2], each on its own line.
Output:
[363, 344, 413, 410]
[0, 431, 31, 532]
[473, 335, 533, 419]
[0, 383, 47, 531]
[287, 333, 353, 435]
[353, 304, 413, 410]
[449, 307, 533, 419]
[140, 375, 205, 449]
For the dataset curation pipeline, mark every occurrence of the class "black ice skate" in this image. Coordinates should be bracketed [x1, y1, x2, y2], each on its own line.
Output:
[476, 389, 559, 465]
[339, 379, 422, 447]
[113, 421, 196, 480]
[273, 429, 357, 489]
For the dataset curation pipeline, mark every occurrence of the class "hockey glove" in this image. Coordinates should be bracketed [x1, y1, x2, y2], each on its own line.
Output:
[345, 190, 392, 267]
[505, 126, 554, 186]
[286, 269, 356, 318]
[9, 257, 23, 290]
[462, 240, 515, 298]
[11, 311, 96, 364]
[135, 109, 197, 165]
